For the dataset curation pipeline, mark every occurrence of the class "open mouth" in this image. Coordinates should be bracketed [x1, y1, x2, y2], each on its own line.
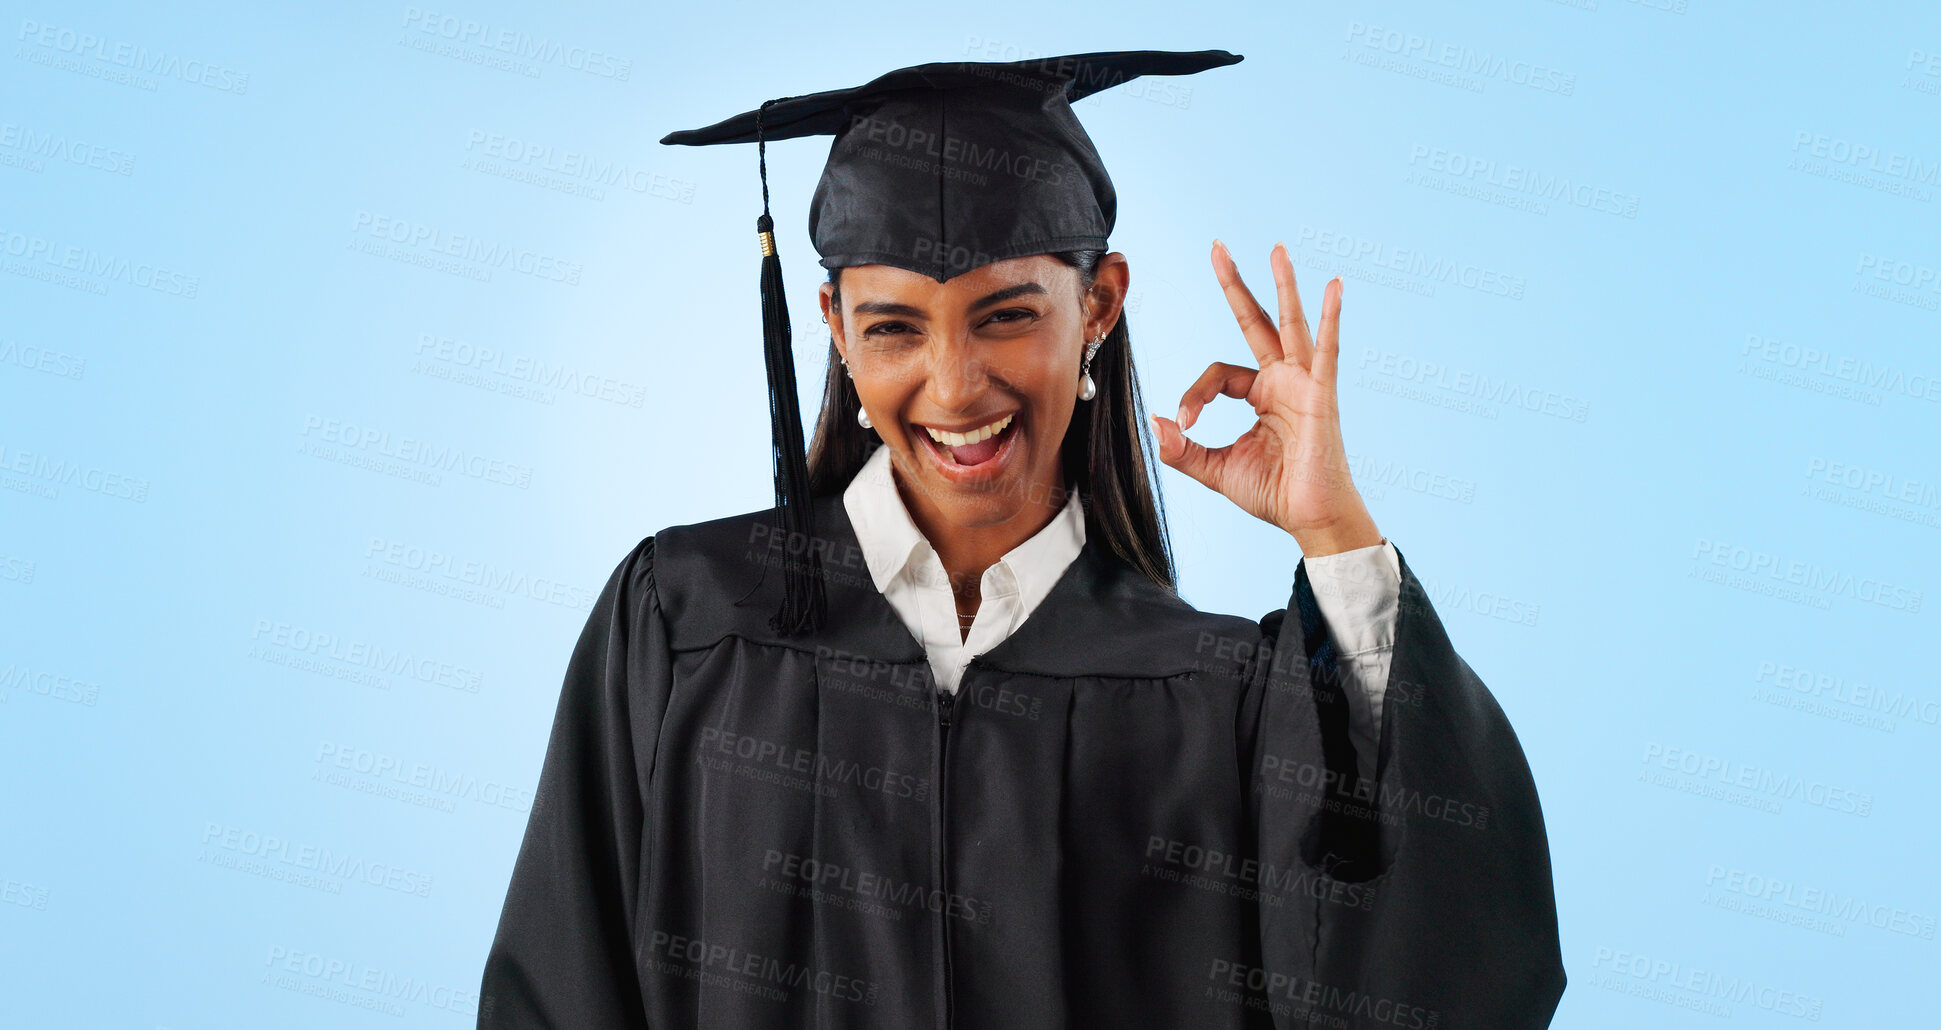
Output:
[913, 412, 1018, 473]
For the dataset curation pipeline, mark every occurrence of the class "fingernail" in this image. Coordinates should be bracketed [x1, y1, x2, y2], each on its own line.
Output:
[1212, 238, 1226, 253]
[1175, 405, 1185, 426]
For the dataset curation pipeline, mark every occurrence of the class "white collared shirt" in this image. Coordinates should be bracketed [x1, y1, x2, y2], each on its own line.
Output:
[841, 442, 1401, 783]
[842, 442, 1087, 695]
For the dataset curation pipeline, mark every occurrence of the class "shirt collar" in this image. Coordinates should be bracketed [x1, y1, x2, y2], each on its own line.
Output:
[841, 442, 1086, 602]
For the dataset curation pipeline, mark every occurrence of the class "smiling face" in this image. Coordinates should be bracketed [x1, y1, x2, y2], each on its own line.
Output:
[820, 253, 1126, 539]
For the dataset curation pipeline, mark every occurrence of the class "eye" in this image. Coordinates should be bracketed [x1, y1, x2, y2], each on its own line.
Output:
[863, 321, 915, 337]
[984, 308, 1038, 326]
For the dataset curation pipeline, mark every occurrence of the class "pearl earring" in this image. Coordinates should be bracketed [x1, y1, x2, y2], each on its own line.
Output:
[1078, 332, 1105, 401]
[857, 406, 873, 429]
[844, 359, 874, 429]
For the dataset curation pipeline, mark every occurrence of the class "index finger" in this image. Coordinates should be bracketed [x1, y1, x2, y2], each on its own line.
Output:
[1211, 239, 1285, 368]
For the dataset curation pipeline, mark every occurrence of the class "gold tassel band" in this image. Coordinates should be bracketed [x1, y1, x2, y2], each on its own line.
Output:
[758, 230, 776, 257]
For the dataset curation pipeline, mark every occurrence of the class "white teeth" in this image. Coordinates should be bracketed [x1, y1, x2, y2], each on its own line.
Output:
[923, 412, 1013, 448]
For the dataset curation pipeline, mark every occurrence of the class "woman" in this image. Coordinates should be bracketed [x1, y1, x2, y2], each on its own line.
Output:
[479, 50, 1564, 1029]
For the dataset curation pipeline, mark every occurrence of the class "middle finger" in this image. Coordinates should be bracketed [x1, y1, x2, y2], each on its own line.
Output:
[1212, 239, 1286, 368]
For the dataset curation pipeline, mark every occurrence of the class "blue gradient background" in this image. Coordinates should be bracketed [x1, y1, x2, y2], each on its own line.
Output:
[4, 1, 1937, 1026]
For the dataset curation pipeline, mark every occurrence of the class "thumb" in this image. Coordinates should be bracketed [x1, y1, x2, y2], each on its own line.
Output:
[1149, 413, 1220, 493]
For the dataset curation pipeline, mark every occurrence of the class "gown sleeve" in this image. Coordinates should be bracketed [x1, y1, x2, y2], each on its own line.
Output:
[478, 535, 668, 1028]
[1242, 542, 1566, 1029]
[1301, 541, 1401, 787]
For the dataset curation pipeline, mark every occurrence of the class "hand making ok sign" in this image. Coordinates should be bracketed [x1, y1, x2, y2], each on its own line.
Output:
[1149, 240, 1384, 557]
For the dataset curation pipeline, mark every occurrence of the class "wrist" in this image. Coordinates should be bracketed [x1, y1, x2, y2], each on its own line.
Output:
[1290, 511, 1383, 558]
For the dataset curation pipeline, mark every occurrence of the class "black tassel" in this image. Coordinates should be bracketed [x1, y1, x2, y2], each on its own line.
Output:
[756, 99, 826, 637]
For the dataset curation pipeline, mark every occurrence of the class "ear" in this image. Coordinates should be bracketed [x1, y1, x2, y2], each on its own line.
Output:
[1086, 252, 1131, 339]
[818, 281, 847, 361]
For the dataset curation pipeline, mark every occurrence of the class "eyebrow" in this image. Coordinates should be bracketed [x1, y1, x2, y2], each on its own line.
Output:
[851, 281, 1048, 319]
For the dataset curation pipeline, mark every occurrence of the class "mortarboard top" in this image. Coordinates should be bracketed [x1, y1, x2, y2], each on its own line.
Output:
[661, 49, 1242, 281]
[659, 49, 1244, 636]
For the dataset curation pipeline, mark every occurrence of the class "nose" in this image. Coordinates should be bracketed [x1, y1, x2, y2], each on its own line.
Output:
[924, 334, 990, 412]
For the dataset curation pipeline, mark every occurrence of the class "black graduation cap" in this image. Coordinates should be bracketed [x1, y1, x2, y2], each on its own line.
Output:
[660, 49, 1244, 636]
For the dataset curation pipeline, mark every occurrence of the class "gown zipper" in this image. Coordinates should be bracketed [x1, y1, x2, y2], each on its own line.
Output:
[935, 673, 957, 1030]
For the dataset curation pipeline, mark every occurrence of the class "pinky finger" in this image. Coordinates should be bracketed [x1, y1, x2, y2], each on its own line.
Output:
[1312, 277, 1343, 390]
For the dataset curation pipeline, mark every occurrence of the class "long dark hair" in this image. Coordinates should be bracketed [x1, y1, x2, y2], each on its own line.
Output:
[805, 250, 1177, 594]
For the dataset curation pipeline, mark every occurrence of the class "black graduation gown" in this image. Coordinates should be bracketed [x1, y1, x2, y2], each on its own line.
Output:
[478, 492, 1565, 1029]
